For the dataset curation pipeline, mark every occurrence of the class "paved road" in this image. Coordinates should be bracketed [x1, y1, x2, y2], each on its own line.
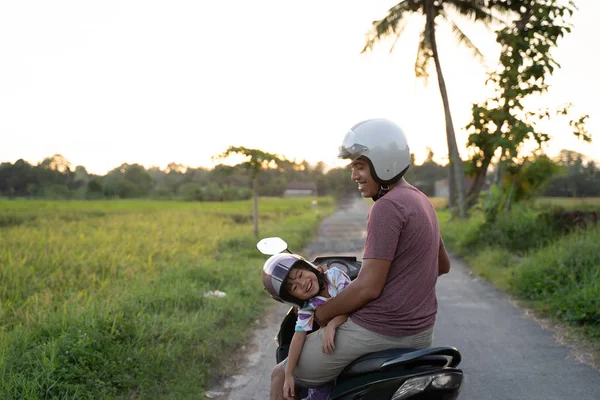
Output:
[209, 197, 600, 400]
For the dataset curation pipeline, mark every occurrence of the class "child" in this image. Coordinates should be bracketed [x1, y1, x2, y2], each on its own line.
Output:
[279, 261, 351, 400]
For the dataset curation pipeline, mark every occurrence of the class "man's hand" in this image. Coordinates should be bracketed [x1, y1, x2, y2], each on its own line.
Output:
[438, 238, 450, 276]
[322, 325, 337, 354]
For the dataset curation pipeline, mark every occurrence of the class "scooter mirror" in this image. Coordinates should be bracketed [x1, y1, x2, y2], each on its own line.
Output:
[257, 237, 288, 255]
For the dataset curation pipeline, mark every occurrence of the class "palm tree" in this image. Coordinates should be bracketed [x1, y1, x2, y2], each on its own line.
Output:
[362, 0, 512, 218]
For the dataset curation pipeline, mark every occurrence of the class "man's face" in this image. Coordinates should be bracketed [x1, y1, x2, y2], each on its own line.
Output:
[351, 158, 378, 198]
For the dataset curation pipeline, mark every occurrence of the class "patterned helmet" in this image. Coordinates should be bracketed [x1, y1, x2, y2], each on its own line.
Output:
[261, 253, 318, 307]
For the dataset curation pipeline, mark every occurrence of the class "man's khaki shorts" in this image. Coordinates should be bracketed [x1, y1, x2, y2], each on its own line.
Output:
[283, 317, 434, 387]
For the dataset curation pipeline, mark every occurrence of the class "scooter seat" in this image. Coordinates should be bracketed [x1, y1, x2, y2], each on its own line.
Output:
[337, 347, 456, 381]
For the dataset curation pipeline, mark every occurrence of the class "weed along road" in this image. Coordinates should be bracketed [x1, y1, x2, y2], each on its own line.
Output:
[211, 197, 600, 400]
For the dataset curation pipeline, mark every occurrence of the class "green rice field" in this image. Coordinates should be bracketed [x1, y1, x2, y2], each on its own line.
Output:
[0, 198, 335, 399]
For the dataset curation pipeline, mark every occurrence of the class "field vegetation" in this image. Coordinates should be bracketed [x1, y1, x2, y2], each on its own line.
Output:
[0, 197, 335, 399]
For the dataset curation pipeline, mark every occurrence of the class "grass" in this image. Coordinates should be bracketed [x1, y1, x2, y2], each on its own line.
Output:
[466, 247, 517, 291]
[0, 197, 335, 399]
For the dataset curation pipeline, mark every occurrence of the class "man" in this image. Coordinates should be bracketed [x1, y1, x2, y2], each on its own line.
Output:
[270, 118, 450, 400]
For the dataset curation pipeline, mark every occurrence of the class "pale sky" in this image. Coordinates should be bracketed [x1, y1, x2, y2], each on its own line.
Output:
[1, 1, 598, 175]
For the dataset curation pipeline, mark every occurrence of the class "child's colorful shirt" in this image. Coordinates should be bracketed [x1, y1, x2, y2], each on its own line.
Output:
[295, 267, 351, 332]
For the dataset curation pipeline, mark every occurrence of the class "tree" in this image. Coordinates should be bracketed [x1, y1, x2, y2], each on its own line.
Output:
[39, 154, 71, 173]
[87, 179, 104, 199]
[123, 164, 154, 197]
[178, 182, 205, 201]
[102, 163, 154, 198]
[73, 166, 90, 186]
[213, 146, 292, 237]
[362, 0, 515, 218]
[324, 167, 359, 198]
[0, 159, 37, 197]
[464, 0, 591, 209]
[504, 154, 562, 207]
[313, 161, 326, 176]
[36, 154, 74, 194]
[543, 150, 600, 197]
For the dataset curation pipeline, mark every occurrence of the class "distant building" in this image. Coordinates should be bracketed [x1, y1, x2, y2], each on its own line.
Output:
[435, 179, 450, 198]
[284, 181, 317, 197]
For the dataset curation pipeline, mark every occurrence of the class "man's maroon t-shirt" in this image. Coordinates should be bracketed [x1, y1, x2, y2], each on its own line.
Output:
[351, 182, 441, 336]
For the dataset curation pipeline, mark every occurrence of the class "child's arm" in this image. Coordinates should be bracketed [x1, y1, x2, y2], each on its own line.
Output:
[283, 331, 307, 400]
[329, 313, 348, 327]
[322, 313, 348, 354]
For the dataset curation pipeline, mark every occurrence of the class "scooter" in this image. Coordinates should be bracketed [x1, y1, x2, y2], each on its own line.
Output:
[258, 237, 463, 400]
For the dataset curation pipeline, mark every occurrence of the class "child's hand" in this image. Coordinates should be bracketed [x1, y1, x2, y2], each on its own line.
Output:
[322, 325, 337, 354]
[283, 375, 296, 400]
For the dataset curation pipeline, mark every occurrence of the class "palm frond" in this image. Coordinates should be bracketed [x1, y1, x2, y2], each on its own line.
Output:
[414, 24, 433, 84]
[388, 26, 407, 54]
[444, 13, 485, 63]
[446, 0, 510, 27]
[362, 0, 421, 53]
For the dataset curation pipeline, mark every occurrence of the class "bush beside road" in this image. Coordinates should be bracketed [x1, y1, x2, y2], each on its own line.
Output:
[439, 202, 600, 364]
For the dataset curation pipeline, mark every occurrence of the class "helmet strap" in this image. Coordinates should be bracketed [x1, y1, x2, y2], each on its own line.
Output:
[372, 184, 390, 201]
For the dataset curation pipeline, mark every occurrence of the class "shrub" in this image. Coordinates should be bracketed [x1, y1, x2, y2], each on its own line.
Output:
[555, 284, 600, 326]
[511, 226, 600, 326]
[536, 208, 598, 235]
[437, 210, 484, 256]
[512, 226, 600, 298]
[462, 206, 548, 254]
[458, 205, 599, 255]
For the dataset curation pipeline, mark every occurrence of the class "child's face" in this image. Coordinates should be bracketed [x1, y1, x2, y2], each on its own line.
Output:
[285, 267, 320, 300]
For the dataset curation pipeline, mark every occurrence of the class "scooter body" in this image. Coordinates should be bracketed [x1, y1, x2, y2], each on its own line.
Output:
[259, 238, 463, 400]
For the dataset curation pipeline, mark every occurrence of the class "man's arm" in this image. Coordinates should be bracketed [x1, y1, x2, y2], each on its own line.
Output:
[438, 238, 450, 276]
[314, 258, 390, 326]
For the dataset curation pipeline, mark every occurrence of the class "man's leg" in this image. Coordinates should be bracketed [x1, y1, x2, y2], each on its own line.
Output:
[293, 318, 434, 386]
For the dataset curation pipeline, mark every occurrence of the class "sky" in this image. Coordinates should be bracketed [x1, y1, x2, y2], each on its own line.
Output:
[1, 0, 598, 175]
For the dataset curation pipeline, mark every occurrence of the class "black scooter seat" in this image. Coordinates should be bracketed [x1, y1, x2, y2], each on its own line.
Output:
[337, 347, 459, 381]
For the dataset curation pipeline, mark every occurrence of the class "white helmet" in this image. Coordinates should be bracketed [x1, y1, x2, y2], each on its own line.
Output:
[338, 118, 411, 184]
